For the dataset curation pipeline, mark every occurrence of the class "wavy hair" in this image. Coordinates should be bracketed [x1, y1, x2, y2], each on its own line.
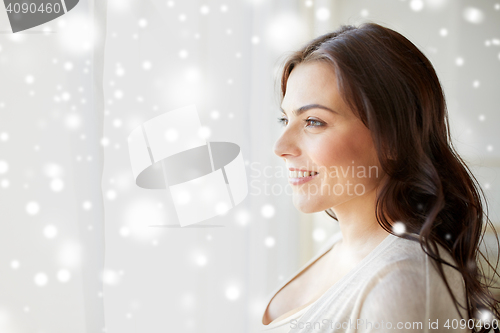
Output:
[278, 22, 500, 332]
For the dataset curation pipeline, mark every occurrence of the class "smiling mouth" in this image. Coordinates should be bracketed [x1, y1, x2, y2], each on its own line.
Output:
[288, 170, 319, 178]
[287, 170, 319, 185]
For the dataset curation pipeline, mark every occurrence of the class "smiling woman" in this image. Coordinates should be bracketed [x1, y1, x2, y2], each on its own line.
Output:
[260, 22, 500, 333]
[274, 61, 382, 214]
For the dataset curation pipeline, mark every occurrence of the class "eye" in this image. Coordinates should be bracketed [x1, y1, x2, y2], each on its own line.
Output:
[305, 118, 325, 127]
[277, 116, 288, 127]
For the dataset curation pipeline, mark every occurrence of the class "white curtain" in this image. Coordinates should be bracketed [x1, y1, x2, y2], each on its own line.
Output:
[1, 1, 499, 333]
[102, 1, 313, 331]
[0, 0, 106, 332]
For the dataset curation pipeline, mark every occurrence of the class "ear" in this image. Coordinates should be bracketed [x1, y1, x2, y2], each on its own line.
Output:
[386, 145, 397, 160]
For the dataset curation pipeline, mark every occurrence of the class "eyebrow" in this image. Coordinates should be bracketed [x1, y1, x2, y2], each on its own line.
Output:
[280, 104, 339, 116]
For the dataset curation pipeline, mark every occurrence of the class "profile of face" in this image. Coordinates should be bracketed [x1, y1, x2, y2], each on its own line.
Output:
[273, 61, 385, 213]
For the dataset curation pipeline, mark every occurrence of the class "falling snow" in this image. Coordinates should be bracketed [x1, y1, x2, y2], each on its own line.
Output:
[392, 222, 406, 235]
[102, 269, 120, 286]
[225, 285, 240, 301]
[200, 5, 210, 15]
[261, 204, 275, 218]
[410, 0, 424, 12]
[82, 201, 92, 210]
[235, 210, 250, 226]
[50, 178, 65, 192]
[313, 228, 327, 242]
[0, 160, 8, 174]
[210, 110, 220, 119]
[64, 62, 73, 71]
[10, 260, 20, 270]
[26, 201, 40, 215]
[57, 269, 71, 283]
[264, 236, 275, 247]
[115, 65, 125, 76]
[112, 118, 123, 127]
[119, 226, 130, 237]
[57, 241, 82, 268]
[215, 201, 229, 215]
[463, 7, 484, 24]
[43, 225, 58, 239]
[315, 7, 330, 21]
[194, 253, 208, 266]
[106, 189, 117, 200]
[181, 293, 196, 309]
[34, 272, 48, 286]
[114, 90, 124, 99]
[25, 75, 35, 84]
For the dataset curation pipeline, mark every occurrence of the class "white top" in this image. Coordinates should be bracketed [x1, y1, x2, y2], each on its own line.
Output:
[259, 231, 468, 333]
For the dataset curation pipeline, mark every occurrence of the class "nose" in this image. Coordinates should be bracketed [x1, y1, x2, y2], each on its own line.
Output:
[273, 127, 300, 161]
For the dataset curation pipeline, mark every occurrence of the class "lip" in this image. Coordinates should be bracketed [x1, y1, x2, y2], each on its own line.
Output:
[288, 169, 319, 186]
[288, 167, 318, 172]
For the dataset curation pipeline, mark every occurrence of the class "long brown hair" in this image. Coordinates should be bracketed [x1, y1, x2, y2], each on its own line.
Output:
[278, 22, 500, 331]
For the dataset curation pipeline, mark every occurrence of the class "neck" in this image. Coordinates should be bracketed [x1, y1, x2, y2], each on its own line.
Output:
[330, 185, 390, 252]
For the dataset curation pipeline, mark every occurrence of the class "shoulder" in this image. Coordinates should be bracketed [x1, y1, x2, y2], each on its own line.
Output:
[369, 234, 465, 298]
[374, 234, 463, 279]
[356, 234, 467, 330]
[359, 242, 428, 316]
[360, 234, 429, 282]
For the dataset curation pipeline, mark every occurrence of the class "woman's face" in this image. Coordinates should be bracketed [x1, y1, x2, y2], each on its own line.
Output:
[273, 61, 384, 213]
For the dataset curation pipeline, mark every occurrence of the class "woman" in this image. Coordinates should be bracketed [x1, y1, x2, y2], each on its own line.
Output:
[260, 22, 500, 332]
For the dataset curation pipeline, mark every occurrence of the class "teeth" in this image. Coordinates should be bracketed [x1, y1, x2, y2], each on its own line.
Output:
[289, 171, 318, 178]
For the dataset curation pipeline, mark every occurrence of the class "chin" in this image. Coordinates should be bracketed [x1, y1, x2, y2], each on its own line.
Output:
[292, 196, 325, 214]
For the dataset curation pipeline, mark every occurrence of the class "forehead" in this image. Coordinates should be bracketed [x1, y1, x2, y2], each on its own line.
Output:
[281, 61, 341, 111]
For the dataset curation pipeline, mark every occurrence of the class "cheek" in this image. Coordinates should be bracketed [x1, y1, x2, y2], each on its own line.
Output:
[308, 127, 379, 179]
[308, 131, 369, 168]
